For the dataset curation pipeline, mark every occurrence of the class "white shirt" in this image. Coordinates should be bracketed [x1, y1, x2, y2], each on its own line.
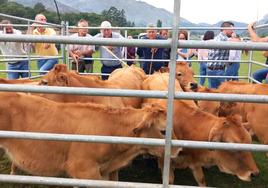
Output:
[0, 29, 26, 57]
[229, 49, 242, 62]
[68, 33, 95, 54]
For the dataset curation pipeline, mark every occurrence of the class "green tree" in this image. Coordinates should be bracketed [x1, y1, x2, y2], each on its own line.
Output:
[34, 3, 46, 13]
[0, 0, 7, 5]
[157, 19, 162, 27]
[101, 6, 128, 27]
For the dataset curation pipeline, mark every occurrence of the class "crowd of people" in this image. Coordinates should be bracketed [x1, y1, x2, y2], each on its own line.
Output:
[0, 13, 267, 86]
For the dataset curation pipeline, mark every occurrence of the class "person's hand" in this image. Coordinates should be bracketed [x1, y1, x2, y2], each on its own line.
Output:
[74, 50, 82, 57]
[151, 48, 158, 54]
[248, 22, 256, 30]
[108, 46, 114, 51]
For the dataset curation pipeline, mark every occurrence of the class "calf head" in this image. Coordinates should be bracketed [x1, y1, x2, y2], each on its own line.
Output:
[209, 115, 259, 181]
[175, 62, 198, 92]
[39, 64, 70, 86]
[133, 104, 180, 158]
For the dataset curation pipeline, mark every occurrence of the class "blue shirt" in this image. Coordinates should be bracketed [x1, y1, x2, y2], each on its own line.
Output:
[207, 32, 229, 69]
[137, 35, 165, 74]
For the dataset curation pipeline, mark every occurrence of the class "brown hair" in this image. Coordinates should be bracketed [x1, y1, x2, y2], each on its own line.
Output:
[178, 30, 188, 40]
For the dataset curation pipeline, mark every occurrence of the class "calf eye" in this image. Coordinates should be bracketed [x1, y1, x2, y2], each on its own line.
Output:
[177, 73, 182, 77]
[40, 80, 48, 85]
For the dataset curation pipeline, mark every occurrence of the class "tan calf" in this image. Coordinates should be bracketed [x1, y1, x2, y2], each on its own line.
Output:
[0, 92, 180, 180]
[39, 64, 125, 107]
[143, 73, 259, 186]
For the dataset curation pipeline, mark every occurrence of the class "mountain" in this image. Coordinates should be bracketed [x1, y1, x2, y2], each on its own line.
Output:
[10, 0, 256, 32]
[9, 0, 79, 13]
[58, 0, 178, 26]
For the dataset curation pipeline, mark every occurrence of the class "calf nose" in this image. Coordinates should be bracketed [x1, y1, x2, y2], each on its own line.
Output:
[190, 82, 198, 90]
[250, 170, 260, 179]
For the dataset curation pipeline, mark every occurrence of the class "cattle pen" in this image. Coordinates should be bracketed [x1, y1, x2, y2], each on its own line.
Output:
[0, 0, 268, 187]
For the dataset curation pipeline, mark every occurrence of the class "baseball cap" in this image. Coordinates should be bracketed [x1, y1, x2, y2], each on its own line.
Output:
[100, 21, 112, 28]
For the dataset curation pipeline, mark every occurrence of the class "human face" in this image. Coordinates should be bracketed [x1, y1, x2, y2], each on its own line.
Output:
[36, 15, 47, 23]
[101, 29, 112, 38]
[225, 25, 234, 38]
[161, 30, 168, 39]
[78, 23, 88, 37]
[4, 24, 13, 34]
[179, 33, 186, 40]
[147, 29, 157, 39]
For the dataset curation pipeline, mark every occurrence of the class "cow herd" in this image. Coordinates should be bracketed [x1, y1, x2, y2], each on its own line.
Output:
[0, 62, 267, 186]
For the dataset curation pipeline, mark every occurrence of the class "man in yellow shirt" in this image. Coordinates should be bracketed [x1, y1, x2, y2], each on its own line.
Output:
[28, 14, 58, 75]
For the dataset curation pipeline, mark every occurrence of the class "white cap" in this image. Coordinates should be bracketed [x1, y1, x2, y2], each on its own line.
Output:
[100, 21, 112, 28]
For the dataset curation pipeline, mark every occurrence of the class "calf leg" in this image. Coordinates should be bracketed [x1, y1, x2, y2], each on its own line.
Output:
[157, 157, 175, 184]
[67, 160, 102, 180]
[10, 162, 19, 175]
[190, 166, 206, 186]
[109, 171, 119, 181]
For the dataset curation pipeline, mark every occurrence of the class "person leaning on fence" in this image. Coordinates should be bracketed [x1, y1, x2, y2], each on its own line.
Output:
[177, 30, 197, 67]
[248, 21, 268, 83]
[94, 21, 124, 80]
[159, 29, 170, 67]
[225, 33, 242, 81]
[69, 19, 95, 73]
[136, 23, 165, 75]
[197, 30, 214, 85]
[207, 21, 234, 88]
[27, 13, 58, 75]
[0, 19, 30, 79]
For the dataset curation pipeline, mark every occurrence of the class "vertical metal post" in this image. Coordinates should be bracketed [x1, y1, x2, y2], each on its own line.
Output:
[248, 50, 253, 82]
[61, 21, 66, 65]
[124, 30, 128, 61]
[26, 20, 32, 78]
[66, 22, 70, 69]
[162, 0, 181, 187]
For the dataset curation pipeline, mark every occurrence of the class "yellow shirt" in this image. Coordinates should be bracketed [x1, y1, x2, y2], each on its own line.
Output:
[33, 28, 58, 56]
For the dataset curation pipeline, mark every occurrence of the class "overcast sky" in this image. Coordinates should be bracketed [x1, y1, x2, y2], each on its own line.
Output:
[140, 0, 268, 24]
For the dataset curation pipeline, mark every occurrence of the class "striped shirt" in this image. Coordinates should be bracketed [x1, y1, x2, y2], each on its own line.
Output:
[207, 32, 229, 69]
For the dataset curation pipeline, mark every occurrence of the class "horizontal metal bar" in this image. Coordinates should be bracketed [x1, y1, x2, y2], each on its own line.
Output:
[68, 25, 248, 31]
[251, 60, 268, 68]
[0, 131, 268, 152]
[0, 84, 267, 103]
[0, 13, 62, 28]
[0, 174, 196, 188]
[0, 131, 165, 146]
[0, 56, 62, 63]
[1, 34, 268, 50]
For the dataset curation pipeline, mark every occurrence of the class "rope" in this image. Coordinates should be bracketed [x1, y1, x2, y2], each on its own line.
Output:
[102, 46, 129, 67]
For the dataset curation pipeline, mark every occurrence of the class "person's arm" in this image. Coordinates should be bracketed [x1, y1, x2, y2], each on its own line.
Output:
[262, 51, 268, 58]
[177, 48, 195, 59]
[248, 22, 268, 42]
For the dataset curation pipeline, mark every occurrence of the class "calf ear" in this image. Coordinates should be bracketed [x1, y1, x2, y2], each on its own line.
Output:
[54, 64, 68, 73]
[56, 73, 69, 86]
[133, 113, 153, 135]
[209, 123, 225, 142]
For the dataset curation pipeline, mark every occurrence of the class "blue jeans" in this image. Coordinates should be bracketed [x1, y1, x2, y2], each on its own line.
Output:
[38, 59, 58, 75]
[225, 63, 240, 81]
[7, 60, 30, 79]
[207, 69, 225, 89]
[253, 68, 268, 83]
[199, 62, 207, 86]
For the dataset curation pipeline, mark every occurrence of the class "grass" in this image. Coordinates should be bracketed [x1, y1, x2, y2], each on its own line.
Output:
[0, 51, 268, 187]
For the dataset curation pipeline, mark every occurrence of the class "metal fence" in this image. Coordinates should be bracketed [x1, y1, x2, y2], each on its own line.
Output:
[0, 1, 268, 187]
